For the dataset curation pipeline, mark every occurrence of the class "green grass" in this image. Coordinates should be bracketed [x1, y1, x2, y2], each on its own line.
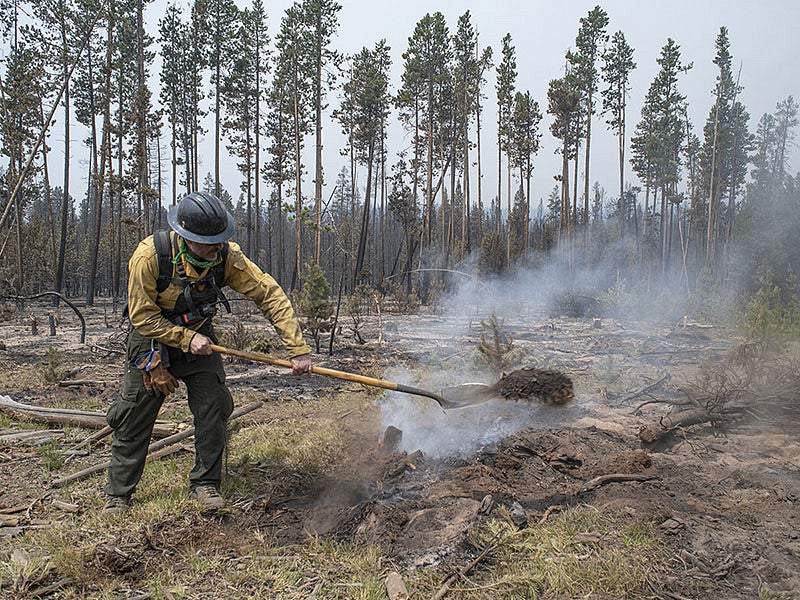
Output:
[38, 439, 64, 470]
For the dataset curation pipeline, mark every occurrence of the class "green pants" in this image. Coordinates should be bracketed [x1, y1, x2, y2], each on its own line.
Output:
[104, 329, 233, 498]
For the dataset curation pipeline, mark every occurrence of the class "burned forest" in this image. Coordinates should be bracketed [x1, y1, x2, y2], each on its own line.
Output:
[2, 0, 800, 599]
[1, 284, 799, 599]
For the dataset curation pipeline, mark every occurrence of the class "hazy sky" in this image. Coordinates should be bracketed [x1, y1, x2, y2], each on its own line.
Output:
[65, 1, 800, 208]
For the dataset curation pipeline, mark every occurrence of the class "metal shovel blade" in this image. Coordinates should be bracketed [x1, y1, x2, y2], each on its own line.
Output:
[435, 383, 499, 408]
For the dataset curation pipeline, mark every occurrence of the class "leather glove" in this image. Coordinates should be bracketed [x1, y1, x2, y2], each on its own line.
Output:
[135, 349, 178, 397]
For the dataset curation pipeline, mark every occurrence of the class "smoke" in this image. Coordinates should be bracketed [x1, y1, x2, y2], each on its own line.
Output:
[374, 226, 754, 461]
[377, 367, 584, 460]
[429, 231, 741, 326]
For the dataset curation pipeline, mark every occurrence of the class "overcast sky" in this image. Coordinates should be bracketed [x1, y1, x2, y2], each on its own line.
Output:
[77, 1, 800, 207]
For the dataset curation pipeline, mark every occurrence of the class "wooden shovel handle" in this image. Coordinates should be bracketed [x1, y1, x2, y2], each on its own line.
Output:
[209, 344, 452, 407]
[210, 344, 392, 391]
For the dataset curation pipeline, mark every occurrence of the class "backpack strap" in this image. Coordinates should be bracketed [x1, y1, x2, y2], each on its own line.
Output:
[215, 242, 229, 289]
[214, 243, 231, 312]
[122, 230, 174, 321]
[153, 230, 175, 293]
[154, 230, 231, 314]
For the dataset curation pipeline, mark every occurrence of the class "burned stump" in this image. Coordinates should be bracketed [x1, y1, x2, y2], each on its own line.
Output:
[495, 367, 574, 405]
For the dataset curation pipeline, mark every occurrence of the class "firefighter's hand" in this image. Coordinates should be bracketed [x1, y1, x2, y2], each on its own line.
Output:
[291, 354, 311, 375]
[189, 333, 213, 355]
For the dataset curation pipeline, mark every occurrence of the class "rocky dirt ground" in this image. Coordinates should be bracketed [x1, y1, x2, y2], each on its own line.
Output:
[0, 298, 799, 599]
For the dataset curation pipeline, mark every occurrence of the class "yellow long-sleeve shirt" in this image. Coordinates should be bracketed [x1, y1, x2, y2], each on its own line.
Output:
[126, 233, 311, 357]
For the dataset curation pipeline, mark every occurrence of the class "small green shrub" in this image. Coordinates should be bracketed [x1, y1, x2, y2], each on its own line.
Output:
[38, 439, 64, 470]
[740, 273, 800, 345]
[474, 312, 525, 374]
[298, 262, 333, 353]
[38, 346, 66, 384]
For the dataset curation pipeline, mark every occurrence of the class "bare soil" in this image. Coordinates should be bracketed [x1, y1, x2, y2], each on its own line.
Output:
[1, 300, 799, 599]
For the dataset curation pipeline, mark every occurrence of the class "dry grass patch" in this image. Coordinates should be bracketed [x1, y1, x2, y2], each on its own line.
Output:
[433, 504, 662, 599]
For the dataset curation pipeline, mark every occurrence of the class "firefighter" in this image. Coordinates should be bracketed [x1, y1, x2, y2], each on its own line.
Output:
[103, 191, 311, 513]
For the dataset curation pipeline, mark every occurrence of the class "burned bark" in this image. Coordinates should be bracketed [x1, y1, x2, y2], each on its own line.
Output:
[638, 408, 719, 444]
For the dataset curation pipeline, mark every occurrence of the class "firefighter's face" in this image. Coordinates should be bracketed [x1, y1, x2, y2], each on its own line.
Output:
[185, 240, 223, 262]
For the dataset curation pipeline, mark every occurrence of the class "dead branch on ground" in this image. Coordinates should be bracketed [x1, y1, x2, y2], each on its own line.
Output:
[430, 530, 504, 600]
[638, 408, 719, 444]
[622, 373, 671, 405]
[0, 396, 176, 438]
[62, 426, 113, 465]
[51, 400, 263, 487]
[57, 380, 109, 387]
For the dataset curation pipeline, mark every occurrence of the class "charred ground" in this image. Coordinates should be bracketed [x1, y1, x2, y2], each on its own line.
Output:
[0, 301, 798, 599]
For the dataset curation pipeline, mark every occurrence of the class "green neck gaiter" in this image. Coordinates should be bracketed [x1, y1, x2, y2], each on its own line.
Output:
[172, 238, 219, 270]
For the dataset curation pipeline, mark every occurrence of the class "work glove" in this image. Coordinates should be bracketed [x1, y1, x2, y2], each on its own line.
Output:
[134, 349, 178, 396]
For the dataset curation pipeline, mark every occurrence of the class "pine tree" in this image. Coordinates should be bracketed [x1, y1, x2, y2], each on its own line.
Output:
[547, 74, 580, 244]
[262, 62, 296, 284]
[300, 0, 341, 265]
[196, 0, 238, 196]
[699, 27, 752, 270]
[630, 38, 690, 280]
[221, 4, 261, 256]
[158, 2, 187, 205]
[248, 0, 268, 261]
[274, 3, 313, 287]
[510, 90, 541, 258]
[333, 41, 391, 289]
[298, 261, 333, 352]
[569, 6, 608, 232]
[400, 12, 451, 252]
[601, 29, 635, 239]
[495, 32, 516, 252]
[452, 11, 479, 256]
[29, 0, 80, 294]
[0, 39, 47, 291]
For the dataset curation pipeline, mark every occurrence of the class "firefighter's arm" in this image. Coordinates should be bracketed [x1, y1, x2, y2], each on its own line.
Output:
[223, 243, 312, 358]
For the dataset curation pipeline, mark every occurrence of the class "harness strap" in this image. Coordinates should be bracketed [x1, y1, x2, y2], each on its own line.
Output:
[153, 230, 175, 294]
[152, 230, 232, 318]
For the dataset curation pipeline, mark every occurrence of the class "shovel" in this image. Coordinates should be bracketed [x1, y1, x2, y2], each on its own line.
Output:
[210, 344, 496, 409]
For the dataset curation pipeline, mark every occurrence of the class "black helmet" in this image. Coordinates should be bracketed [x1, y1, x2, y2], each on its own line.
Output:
[167, 191, 236, 244]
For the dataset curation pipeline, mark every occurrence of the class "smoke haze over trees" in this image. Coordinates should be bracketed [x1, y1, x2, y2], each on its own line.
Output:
[0, 0, 798, 329]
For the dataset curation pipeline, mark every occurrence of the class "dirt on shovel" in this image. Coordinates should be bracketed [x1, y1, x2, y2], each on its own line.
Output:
[440, 366, 574, 408]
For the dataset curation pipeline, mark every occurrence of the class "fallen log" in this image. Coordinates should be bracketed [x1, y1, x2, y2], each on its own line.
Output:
[51, 400, 264, 487]
[0, 396, 113, 418]
[0, 396, 176, 438]
[638, 408, 718, 444]
[0, 429, 64, 443]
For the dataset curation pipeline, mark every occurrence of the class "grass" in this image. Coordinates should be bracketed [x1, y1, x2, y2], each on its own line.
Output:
[1, 346, 669, 600]
[0, 416, 666, 600]
[442, 505, 661, 599]
[38, 438, 64, 470]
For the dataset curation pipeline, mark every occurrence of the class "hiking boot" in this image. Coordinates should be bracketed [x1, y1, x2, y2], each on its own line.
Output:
[102, 495, 130, 515]
[189, 485, 226, 511]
